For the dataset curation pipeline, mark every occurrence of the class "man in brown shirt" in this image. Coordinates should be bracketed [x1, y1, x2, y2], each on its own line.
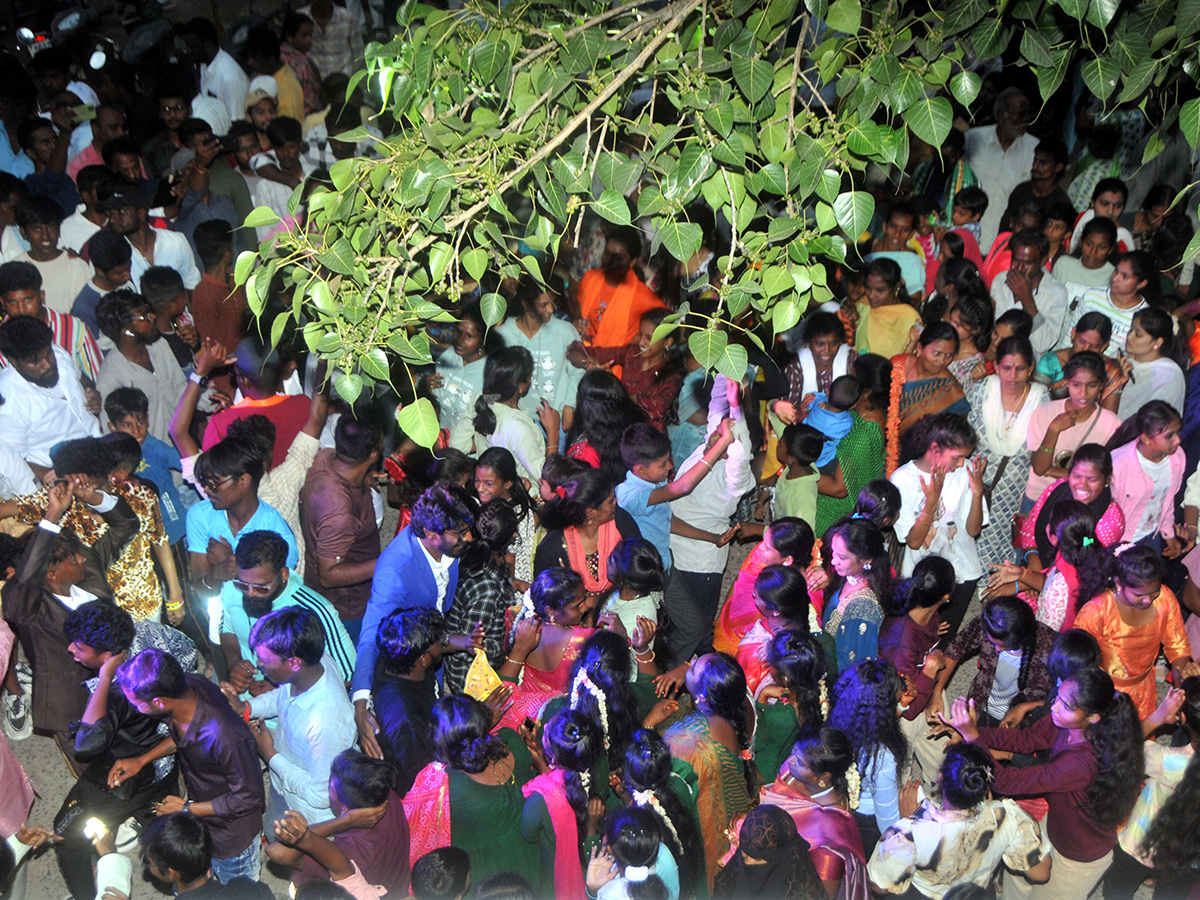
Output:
[299, 414, 382, 644]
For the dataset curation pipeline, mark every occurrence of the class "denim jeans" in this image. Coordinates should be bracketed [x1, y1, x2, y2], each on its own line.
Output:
[211, 834, 262, 884]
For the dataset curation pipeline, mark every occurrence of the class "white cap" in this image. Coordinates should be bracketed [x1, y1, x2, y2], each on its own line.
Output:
[244, 75, 279, 109]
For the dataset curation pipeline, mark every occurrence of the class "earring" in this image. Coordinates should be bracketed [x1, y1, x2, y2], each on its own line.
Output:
[862, 562, 873, 571]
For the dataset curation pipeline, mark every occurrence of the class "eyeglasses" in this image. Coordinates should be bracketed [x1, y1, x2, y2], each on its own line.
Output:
[160, 103, 187, 114]
[232, 573, 281, 596]
[127, 312, 153, 323]
[199, 475, 235, 494]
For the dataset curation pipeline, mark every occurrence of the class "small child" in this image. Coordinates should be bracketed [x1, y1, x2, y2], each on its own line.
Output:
[602, 537, 664, 670]
[972, 308, 1034, 380]
[773, 423, 823, 525]
[802, 374, 861, 467]
[950, 186, 988, 247]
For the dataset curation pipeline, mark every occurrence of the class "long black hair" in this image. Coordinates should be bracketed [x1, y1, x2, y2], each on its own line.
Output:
[823, 518, 893, 614]
[432, 695, 509, 773]
[788, 726, 854, 797]
[766, 629, 827, 731]
[694, 653, 757, 796]
[1044, 499, 1104, 575]
[568, 630, 639, 771]
[622, 729, 704, 900]
[541, 710, 602, 832]
[1142, 677, 1200, 882]
[539, 467, 615, 531]
[603, 807, 669, 900]
[980, 596, 1038, 698]
[566, 369, 647, 482]
[828, 659, 907, 782]
[891, 555, 955, 617]
[476, 445, 535, 524]
[1067, 666, 1144, 827]
[473, 346, 534, 436]
[754, 565, 811, 629]
[1105, 398, 1181, 453]
[1077, 543, 1165, 612]
[939, 743, 995, 811]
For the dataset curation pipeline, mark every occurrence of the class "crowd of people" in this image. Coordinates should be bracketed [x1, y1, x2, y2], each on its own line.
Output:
[2, 4, 1200, 900]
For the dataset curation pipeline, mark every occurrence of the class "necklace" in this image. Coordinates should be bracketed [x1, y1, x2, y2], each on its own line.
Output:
[1000, 382, 1029, 431]
[492, 756, 515, 785]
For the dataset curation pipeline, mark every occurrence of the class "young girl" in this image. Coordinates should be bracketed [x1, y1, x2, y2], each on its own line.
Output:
[475, 446, 538, 590]
[602, 538, 664, 670]
[521, 710, 602, 900]
[496, 274, 583, 426]
[1064, 250, 1160, 357]
[822, 518, 893, 672]
[451, 346, 558, 484]
[946, 293, 993, 389]
[1033, 311, 1120, 401]
[1106, 400, 1185, 549]
[828, 659, 907, 854]
[855, 257, 922, 360]
[752, 629, 830, 786]
[426, 302, 500, 433]
[773, 424, 824, 523]
[1052, 216, 1117, 309]
[538, 454, 588, 505]
[1075, 545, 1193, 720]
[1114, 307, 1187, 419]
[587, 807, 677, 900]
[890, 412, 986, 639]
[736, 564, 822, 696]
[942, 666, 1144, 900]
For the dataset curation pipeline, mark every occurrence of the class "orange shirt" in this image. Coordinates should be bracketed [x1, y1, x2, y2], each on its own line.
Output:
[577, 267, 665, 348]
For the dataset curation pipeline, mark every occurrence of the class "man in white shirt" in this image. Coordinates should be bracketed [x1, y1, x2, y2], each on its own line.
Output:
[990, 228, 1069, 357]
[182, 18, 251, 125]
[0, 315, 101, 478]
[102, 181, 201, 290]
[59, 164, 114, 254]
[964, 88, 1040, 250]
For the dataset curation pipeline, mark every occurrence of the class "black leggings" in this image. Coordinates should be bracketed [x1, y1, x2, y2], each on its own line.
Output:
[940, 578, 979, 644]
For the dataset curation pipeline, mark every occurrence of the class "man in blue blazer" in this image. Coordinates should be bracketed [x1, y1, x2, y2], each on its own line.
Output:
[352, 481, 476, 756]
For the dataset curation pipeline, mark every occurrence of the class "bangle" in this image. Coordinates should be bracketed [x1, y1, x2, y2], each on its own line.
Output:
[1037, 445, 1056, 454]
[242, 704, 252, 723]
[699, 458, 713, 469]
[635, 649, 655, 661]
[165, 600, 184, 611]
[505, 656, 525, 667]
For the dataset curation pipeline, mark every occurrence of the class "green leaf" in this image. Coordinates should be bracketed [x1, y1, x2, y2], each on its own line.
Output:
[762, 265, 793, 297]
[1081, 57, 1120, 101]
[760, 121, 788, 163]
[1181, 229, 1200, 272]
[703, 103, 736, 139]
[833, 191, 875, 241]
[396, 397, 440, 447]
[768, 218, 802, 242]
[817, 169, 841, 205]
[595, 152, 644, 196]
[361, 348, 390, 382]
[970, 17, 1011, 58]
[427, 241, 453, 283]
[461, 248, 489, 283]
[243, 206, 282, 230]
[480, 292, 507, 327]
[1141, 132, 1165, 164]
[311, 278, 335, 313]
[1020, 30, 1055, 67]
[470, 39, 511, 83]
[731, 57, 774, 104]
[1035, 47, 1073, 101]
[941, 0, 987, 34]
[1180, 0, 1200, 38]
[657, 219, 704, 263]
[1086, 0, 1119, 28]
[759, 162, 788, 195]
[316, 238, 356, 276]
[592, 189, 632, 225]
[771, 298, 803, 334]
[665, 146, 714, 202]
[689, 329, 729, 369]
[714, 342, 749, 382]
[905, 97, 953, 146]
[234, 250, 257, 286]
[334, 372, 364, 406]
[1118, 59, 1159, 103]
[950, 71, 982, 107]
[825, 0, 862, 33]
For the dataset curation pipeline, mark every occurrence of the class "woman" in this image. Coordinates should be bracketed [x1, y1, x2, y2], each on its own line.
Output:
[828, 659, 907, 854]
[566, 370, 648, 484]
[854, 257, 922, 360]
[661, 653, 759, 891]
[279, 13, 321, 115]
[1063, 249, 1160, 357]
[451, 346, 558, 484]
[968, 335, 1048, 569]
[942, 666, 1145, 900]
[1025, 352, 1122, 514]
[778, 311, 858, 412]
[426, 302, 501, 433]
[815, 354, 890, 537]
[1107, 400, 1185, 549]
[712, 805, 825, 900]
[867, 743, 1052, 897]
[498, 568, 598, 731]
[884, 321, 968, 476]
[754, 727, 870, 900]
[713, 518, 814, 656]
[521, 710, 602, 900]
[946, 293, 993, 389]
[1018, 443, 1126, 571]
[735, 565, 823, 697]
[403, 695, 541, 887]
[921, 255, 987, 326]
[1033, 311, 1122, 403]
[496, 274, 583, 427]
[752, 629, 830, 786]
[1114, 308, 1187, 418]
[1052, 217, 1117, 309]
[822, 519, 892, 672]
[587, 806, 680, 900]
[534, 468, 641, 603]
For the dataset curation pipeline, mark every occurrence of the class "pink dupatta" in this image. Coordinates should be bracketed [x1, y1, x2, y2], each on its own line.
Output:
[521, 770, 587, 900]
[402, 762, 451, 868]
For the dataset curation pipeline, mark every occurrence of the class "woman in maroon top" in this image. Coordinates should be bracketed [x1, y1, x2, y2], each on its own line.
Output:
[942, 666, 1143, 900]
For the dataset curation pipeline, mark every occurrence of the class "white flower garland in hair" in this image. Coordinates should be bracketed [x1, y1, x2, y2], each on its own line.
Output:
[632, 789, 681, 851]
[819, 675, 829, 720]
[570, 669, 610, 748]
[579, 769, 591, 792]
[845, 761, 862, 810]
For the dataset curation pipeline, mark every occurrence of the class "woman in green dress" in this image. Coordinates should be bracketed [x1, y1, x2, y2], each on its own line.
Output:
[661, 653, 759, 894]
[752, 629, 829, 787]
[403, 695, 542, 891]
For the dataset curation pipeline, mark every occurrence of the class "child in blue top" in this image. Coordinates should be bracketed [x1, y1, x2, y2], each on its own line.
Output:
[615, 419, 734, 662]
[105, 388, 187, 545]
[801, 374, 861, 468]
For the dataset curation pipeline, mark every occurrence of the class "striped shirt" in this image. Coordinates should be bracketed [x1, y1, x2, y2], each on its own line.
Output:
[0, 308, 102, 381]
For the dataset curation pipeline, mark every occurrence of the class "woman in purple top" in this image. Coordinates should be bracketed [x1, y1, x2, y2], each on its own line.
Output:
[941, 666, 1143, 900]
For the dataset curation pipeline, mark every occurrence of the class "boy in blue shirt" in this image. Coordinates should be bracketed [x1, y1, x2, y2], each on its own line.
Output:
[616, 419, 734, 663]
[105, 387, 187, 546]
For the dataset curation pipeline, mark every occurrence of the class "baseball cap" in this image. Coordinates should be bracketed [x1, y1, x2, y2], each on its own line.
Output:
[244, 75, 279, 110]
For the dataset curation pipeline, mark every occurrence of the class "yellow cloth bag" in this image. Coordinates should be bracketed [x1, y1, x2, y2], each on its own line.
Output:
[463, 649, 502, 701]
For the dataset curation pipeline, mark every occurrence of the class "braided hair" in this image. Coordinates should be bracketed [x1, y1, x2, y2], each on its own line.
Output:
[541, 710, 602, 832]
[691, 653, 757, 796]
[981, 596, 1038, 699]
[568, 630, 639, 771]
[766, 629, 827, 730]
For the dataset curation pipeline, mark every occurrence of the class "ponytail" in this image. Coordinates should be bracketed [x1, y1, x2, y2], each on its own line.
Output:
[1069, 667, 1144, 826]
[473, 347, 534, 436]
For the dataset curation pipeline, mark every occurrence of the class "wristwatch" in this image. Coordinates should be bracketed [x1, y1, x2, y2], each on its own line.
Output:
[188, 372, 209, 388]
[183, 800, 193, 814]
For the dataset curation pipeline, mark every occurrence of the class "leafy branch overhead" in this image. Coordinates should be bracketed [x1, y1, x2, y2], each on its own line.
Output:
[235, 0, 1200, 446]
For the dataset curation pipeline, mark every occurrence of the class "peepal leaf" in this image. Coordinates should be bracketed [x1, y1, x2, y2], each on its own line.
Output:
[905, 97, 953, 146]
[689, 329, 729, 368]
[833, 191, 875, 242]
[593, 189, 632, 225]
[732, 57, 774, 103]
[714, 342, 749, 382]
[397, 397, 441, 448]
[658, 219, 704, 263]
[1081, 57, 1119, 101]
[243, 206, 282, 230]
[950, 71, 981, 108]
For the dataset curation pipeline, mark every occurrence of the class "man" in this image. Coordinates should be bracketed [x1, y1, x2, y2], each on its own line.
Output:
[0, 260, 101, 381]
[0, 315, 101, 477]
[964, 87, 1040, 250]
[94, 289, 186, 443]
[219, 607, 355, 826]
[243, 77, 279, 153]
[1, 478, 137, 763]
[201, 335, 311, 468]
[865, 201, 927, 302]
[303, 93, 372, 170]
[575, 224, 665, 348]
[174, 118, 254, 234]
[100, 136, 145, 185]
[66, 104, 128, 184]
[141, 266, 200, 369]
[999, 138, 1073, 234]
[59, 164, 114, 254]
[229, 121, 264, 193]
[17, 117, 78, 215]
[54, 600, 183, 900]
[117, 649, 266, 883]
[299, 0, 365, 79]
[190, 219, 250, 354]
[217, 529, 356, 688]
[252, 116, 311, 239]
[352, 482, 475, 757]
[71, 231, 131, 344]
[139, 814, 273, 898]
[299, 415, 382, 642]
[142, 69, 196, 179]
[102, 180, 201, 289]
[186, 436, 299, 619]
[181, 17, 251, 125]
[13, 196, 92, 313]
[244, 27, 306, 122]
[990, 228, 1069, 358]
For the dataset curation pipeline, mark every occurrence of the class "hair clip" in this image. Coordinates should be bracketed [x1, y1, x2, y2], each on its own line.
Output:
[851, 511, 867, 519]
[555, 485, 568, 499]
[1081, 536, 1096, 547]
[1113, 542, 1134, 557]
